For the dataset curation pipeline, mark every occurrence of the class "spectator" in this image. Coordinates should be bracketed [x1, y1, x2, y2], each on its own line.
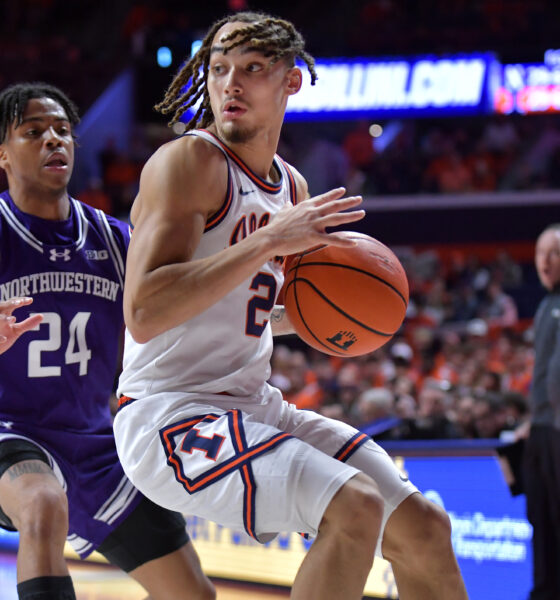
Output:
[408, 379, 460, 439]
[479, 280, 519, 329]
[472, 392, 507, 438]
[356, 387, 395, 425]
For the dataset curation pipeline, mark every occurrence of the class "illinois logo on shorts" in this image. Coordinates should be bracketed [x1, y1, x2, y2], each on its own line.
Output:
[159, 408, 292, 539]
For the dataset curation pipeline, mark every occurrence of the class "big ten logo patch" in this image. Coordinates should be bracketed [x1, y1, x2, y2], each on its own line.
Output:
[85, 249, 109, 260]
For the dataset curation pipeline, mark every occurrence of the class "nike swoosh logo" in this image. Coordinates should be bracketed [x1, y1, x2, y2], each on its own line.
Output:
[399, 473, 409, 482]
[239, 186, 256, 195]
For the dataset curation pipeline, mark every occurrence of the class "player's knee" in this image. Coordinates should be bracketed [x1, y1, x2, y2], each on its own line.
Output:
[195, 578, 216, 600]
[394, 498, 454, 573]
[415, 501, 452, 553]
[18, 486, 68, 542]
[185, 571, 215, 600]
[324, 474, 384, 544]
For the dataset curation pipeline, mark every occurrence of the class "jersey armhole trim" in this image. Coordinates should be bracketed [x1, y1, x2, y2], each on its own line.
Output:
[278, 158, 297, 205]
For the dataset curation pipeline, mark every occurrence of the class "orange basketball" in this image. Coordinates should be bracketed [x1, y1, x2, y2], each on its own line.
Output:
[282, 232, 409, 357]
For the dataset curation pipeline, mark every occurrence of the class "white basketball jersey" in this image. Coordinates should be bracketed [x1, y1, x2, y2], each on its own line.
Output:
[118, 129, 297, 400]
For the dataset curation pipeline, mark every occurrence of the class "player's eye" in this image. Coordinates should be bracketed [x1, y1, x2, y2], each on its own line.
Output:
[247, 62, 263, 72]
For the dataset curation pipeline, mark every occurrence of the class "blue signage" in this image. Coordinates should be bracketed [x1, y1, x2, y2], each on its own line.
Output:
[396, 453, 531, 600]
[286, 54, 495, 120]
[180, 53, 495, 122]
[179, 45, 560, 119]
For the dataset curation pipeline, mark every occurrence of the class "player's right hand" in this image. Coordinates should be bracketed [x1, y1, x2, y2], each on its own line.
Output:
[265, 187, 365, 257]
[0, 297, 43, 354]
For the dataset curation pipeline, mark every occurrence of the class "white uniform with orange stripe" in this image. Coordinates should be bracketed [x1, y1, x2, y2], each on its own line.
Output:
[114, 130, 416, 547]
[118, 128, 293, 400]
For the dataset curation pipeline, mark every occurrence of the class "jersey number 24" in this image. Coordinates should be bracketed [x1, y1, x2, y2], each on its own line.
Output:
[28, 312, 92, 377]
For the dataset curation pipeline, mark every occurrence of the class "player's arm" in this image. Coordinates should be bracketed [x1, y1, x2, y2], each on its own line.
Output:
[270, 305, 294, 336]
[0, 298, 43, 354]
[125, 136, 364, 343]
[270, 166, 310, 337]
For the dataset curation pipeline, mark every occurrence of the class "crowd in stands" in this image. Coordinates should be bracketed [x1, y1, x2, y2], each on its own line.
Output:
[286, 113, 560, 198]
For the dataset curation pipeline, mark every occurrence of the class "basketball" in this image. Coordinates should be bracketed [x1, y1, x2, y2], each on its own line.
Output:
[282, 232, 409, 357]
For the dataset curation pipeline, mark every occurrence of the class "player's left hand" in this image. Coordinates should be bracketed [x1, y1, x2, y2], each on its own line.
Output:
[0, 297, 43, 355]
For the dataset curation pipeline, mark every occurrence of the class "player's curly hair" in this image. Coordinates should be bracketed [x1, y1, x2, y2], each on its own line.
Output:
[0, 82, 80, 143]
[155, 11, 317, 131]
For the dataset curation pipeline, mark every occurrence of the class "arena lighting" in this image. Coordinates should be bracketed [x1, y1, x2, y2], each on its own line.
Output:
[157, 46, 172, 68]
[544, 49, 560, 66]
[191, 39, 202, 57]
[369, 123, 383, 137]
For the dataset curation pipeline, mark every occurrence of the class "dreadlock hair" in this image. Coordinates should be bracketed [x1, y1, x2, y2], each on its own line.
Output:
[0, 82, 80, 143]
[155, 11, 317, 131]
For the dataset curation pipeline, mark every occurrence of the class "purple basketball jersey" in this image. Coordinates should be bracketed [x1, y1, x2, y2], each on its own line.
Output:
[0, 191, 140, 557]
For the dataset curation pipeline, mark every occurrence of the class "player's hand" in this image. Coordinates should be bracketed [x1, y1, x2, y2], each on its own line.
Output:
[266, 187, 364, 256]
[0, 297, 43, 355]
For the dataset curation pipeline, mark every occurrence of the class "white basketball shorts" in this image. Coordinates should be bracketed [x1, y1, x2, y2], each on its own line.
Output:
[113, 387, 417, 555]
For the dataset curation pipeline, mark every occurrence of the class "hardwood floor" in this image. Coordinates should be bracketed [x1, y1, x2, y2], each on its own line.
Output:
[0, 553, 291, 600]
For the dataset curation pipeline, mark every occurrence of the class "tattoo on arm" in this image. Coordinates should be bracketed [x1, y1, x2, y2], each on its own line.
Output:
[270, 306, 285, 324]
[6, 461, 54, 481]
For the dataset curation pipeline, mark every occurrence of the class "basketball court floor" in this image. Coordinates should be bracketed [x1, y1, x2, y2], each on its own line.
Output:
[0, 552, 290, 600]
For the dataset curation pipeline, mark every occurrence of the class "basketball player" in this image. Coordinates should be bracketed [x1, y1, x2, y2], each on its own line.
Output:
[0, 83, 214, 600]
[114, 12, 468, 600]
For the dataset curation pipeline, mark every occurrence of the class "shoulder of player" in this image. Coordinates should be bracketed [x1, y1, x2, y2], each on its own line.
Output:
[147, 134, 226, 177]
[284, 162, 309, 202]
[140, 135, 227, 206]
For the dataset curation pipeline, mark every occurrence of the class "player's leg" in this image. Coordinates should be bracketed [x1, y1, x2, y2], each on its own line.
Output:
[96, 496, 214, 600]
[115, 399, 382, 600]
[291, 472, 383, 600]
[0, 439, 75, 599]
[277, 402, 467, 599]
[381, 493, 467, 600]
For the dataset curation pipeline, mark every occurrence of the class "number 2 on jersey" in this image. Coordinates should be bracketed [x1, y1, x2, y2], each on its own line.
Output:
[246, 272, 277, 337]
[28, 312, 92, 377]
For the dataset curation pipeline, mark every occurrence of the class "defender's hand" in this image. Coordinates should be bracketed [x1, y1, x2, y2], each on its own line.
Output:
[0, 298, 43, 354]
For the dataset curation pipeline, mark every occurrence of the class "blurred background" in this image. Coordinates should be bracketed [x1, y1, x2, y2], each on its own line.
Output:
[1, 1, 560, 598]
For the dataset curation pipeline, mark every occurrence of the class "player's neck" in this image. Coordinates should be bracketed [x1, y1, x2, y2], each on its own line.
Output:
[8, 183, 70, 220]
[211, 126, 281, 183]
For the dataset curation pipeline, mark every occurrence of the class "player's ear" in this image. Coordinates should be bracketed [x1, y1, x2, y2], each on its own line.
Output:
[285, 67, 302, 96]
[0, 145, 7, 171]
